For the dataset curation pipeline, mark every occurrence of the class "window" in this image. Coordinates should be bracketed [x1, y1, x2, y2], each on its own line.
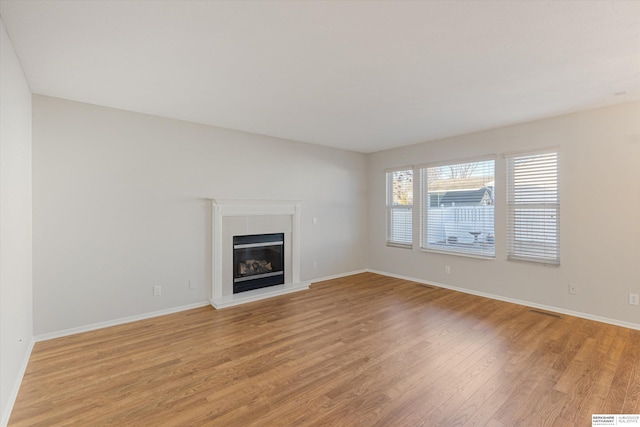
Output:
[506, 150, 559, 264]
[420, 158, 495, 258]
[386, 168, 413, 247]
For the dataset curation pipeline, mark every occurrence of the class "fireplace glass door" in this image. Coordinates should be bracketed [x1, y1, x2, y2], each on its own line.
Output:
[233, 233, 284, 293]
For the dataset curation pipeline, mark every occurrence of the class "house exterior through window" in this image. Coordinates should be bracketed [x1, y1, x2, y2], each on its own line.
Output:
[420, 158, 495, 258]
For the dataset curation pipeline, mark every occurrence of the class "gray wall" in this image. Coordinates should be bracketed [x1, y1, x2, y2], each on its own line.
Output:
[368, 101, 640, 326]
[32, 95, 368, 335]
[0, 18, 33, 425]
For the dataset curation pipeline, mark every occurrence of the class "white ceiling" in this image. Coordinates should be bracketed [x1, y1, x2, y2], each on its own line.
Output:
[1, 1, 639, 153]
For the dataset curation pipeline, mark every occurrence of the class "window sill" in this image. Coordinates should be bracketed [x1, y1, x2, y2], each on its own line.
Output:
[420, 247, 495, 260]
[507, 256, 560, 267]
[386, 242, 413, 249]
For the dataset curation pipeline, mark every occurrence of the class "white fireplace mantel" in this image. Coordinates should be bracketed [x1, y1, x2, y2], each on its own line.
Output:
[210, 199, 309, 309]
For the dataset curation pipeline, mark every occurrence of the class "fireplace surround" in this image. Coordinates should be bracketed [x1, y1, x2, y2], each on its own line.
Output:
[210, 199, 309, 308]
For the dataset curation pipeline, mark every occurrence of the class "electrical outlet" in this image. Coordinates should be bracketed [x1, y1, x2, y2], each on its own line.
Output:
[188, 279, 196, 290]
[629, 293, 639, 306]
[445, 265, 451, 274]
[568, 283, 577, 295]
[313, 260, 318, 269]
[153, 285, 161, 296]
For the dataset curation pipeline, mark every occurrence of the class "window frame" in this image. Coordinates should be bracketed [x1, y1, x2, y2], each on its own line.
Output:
[419, 155, 496, 259]
[385, 166, 414, 249]
[505, 148, 560, 265]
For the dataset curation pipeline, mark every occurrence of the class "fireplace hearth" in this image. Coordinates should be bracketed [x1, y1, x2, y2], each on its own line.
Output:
[233, 233, 284, 293]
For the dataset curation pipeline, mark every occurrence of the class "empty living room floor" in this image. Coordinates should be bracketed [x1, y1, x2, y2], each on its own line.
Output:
[9, 273, 640, 426]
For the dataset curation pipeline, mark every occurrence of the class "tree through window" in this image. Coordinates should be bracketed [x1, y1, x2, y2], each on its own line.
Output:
[386, 168, 413, 247]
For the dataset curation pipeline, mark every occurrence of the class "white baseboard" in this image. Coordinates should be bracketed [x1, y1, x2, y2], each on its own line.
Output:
[27, 267, 640, 339]
[33, 270, 368, 338]
[368, 269, 640, 331]
[34, 301, 211, 342]
[308, 269, 368, 284]
[32, 270, 367, 339]
[1, 338, 35, 427]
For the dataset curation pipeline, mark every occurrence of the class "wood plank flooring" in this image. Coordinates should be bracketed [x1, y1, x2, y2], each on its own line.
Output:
[9, 273, 640, 426]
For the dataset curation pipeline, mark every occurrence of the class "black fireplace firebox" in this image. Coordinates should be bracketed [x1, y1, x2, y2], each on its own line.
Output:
[233, 233, 284, 294]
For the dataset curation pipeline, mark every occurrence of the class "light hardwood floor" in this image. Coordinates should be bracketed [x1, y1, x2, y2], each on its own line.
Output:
[9, 273, 640, 426]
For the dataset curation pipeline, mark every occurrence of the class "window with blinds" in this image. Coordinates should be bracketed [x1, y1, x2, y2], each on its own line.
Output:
[420, 158, 495, 258]
[385, 168, 413, 248]
[506, 150, 559, 264]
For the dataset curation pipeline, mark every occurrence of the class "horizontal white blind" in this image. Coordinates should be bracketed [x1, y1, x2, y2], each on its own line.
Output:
[506, 151, 559, 264]
[420, 159, 495, 258]
[386, 168, 413, 247]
